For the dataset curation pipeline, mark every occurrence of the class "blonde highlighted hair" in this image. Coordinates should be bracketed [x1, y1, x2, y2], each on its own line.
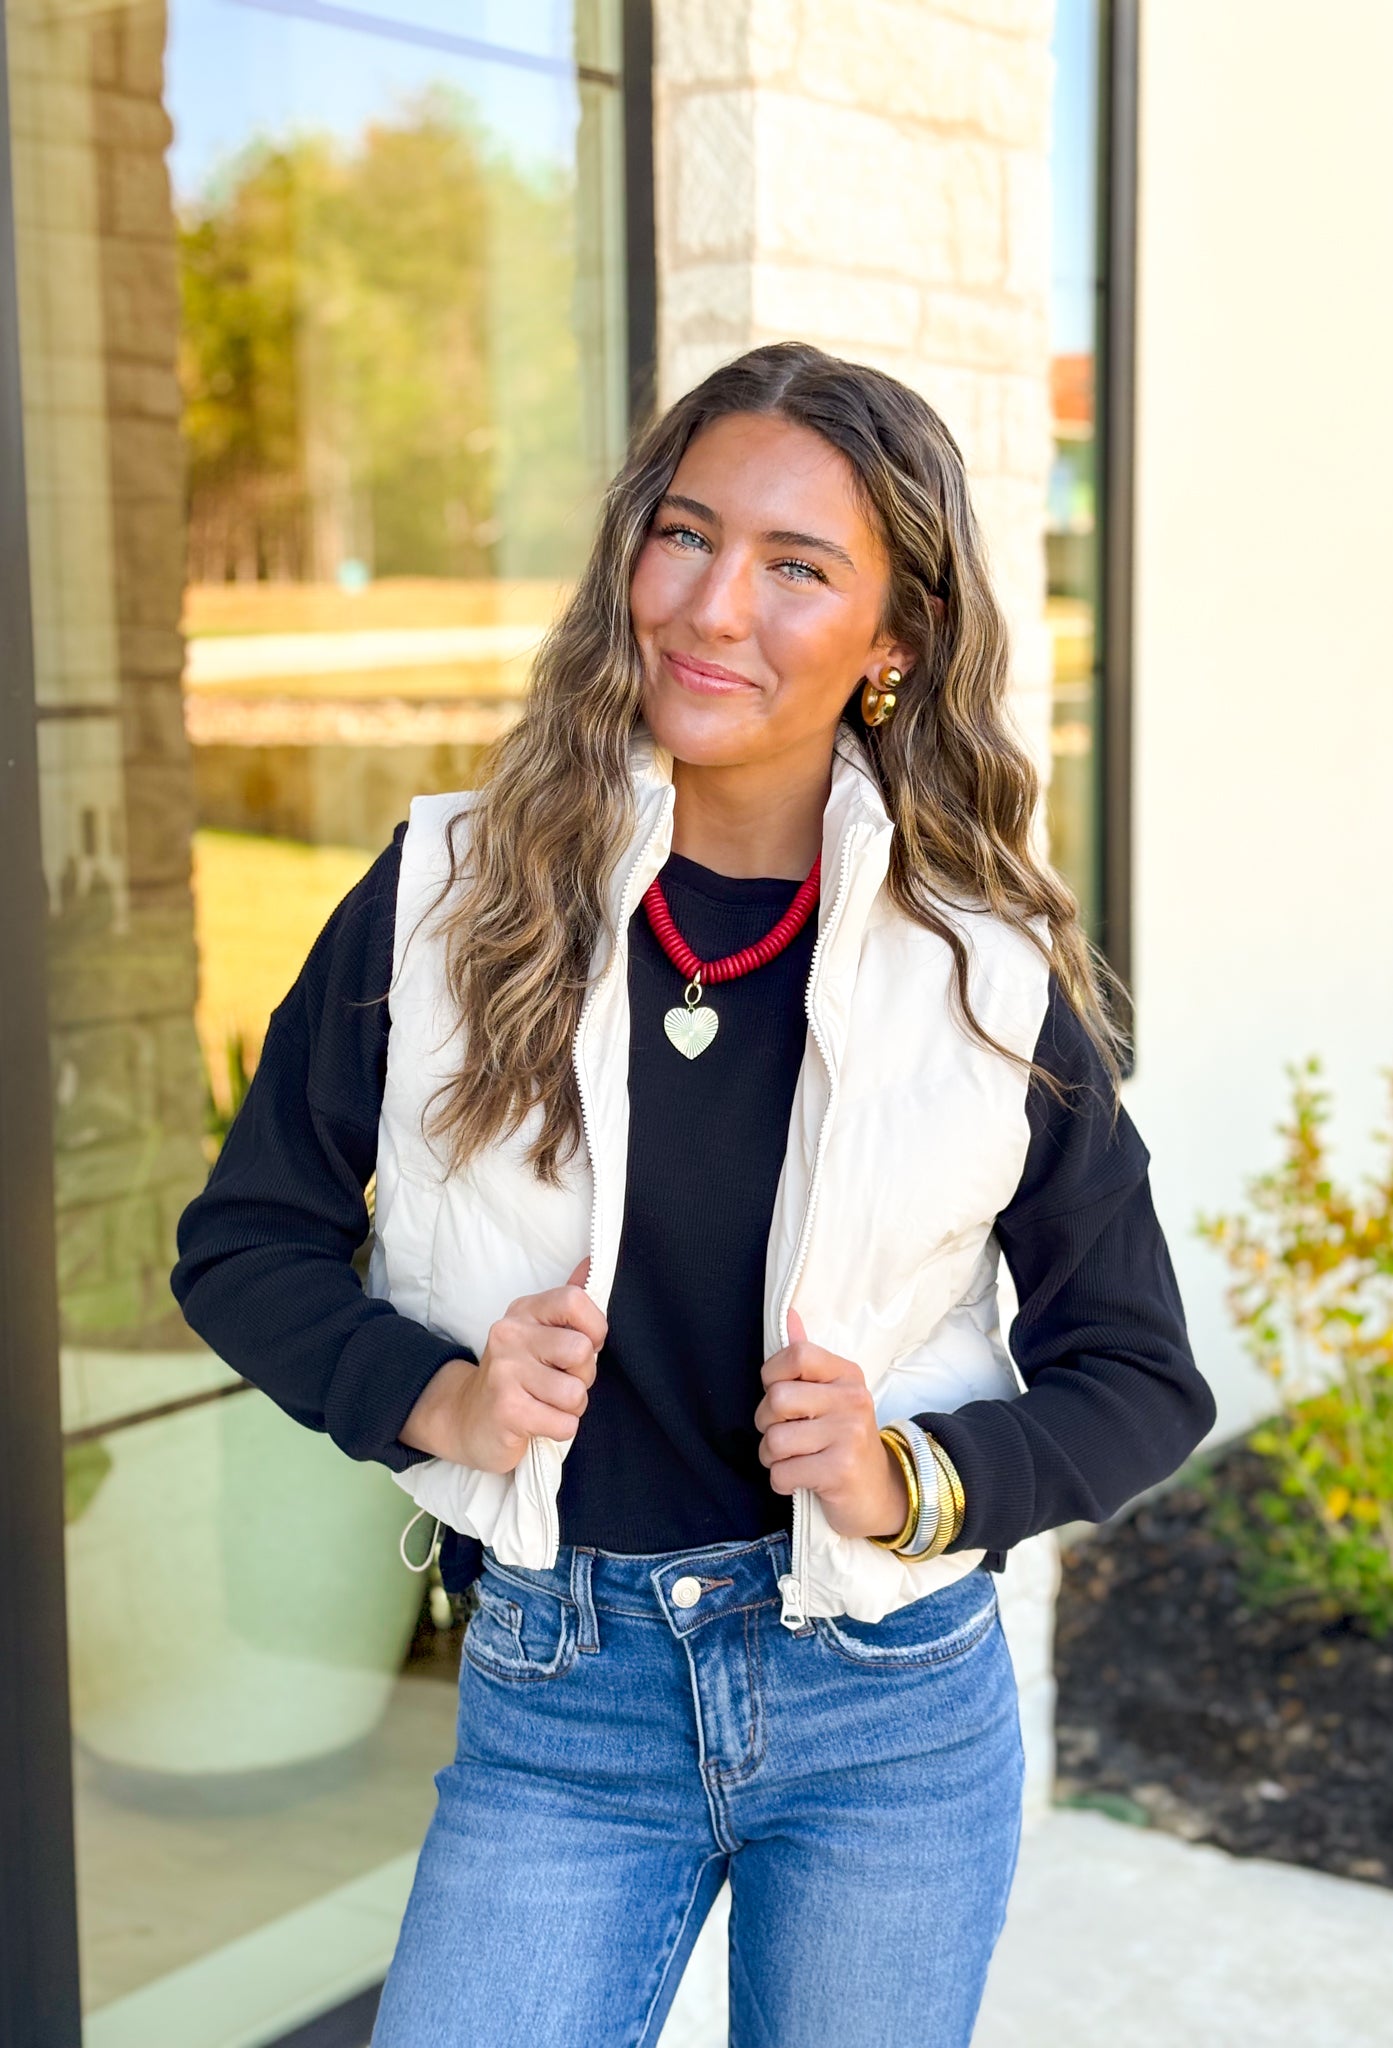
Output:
[424, 342, 1129, 1183]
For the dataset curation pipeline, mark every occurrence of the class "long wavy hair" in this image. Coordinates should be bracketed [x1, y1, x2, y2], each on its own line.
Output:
[423, 341, 1129, 1183]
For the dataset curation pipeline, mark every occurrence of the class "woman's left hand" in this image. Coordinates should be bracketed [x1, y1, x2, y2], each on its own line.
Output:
[754, 1310, 910, 1541]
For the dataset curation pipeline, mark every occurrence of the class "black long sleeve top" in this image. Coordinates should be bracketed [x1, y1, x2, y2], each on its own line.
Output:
[171, 826, 1216, 1594]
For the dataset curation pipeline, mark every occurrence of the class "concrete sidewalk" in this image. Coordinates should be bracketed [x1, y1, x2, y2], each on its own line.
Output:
[657, 1807, 1393, 2047]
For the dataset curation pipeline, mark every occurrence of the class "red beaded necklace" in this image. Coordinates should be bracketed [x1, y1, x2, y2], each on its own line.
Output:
[641, 856, 822, 1060]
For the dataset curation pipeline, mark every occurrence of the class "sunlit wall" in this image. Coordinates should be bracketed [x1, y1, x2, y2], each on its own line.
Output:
[1124, 0, 1393, 1441]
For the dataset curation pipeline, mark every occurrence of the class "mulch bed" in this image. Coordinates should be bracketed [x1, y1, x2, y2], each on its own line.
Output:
[1053, 1443, 1393, 1887]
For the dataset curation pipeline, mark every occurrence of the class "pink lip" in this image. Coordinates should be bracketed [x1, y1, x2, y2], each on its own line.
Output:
[661, 649, 760, 695]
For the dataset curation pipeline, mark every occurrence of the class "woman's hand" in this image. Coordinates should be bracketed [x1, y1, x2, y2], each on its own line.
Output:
[399, 1259, 606, 1473]
[753, 1309, 910, 1541]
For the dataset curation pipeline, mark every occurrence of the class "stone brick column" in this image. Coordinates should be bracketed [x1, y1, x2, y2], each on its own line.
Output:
[11, 0, 207, 1347]
[654, 0, 1055, 785]
[653, 0, 1061, 1822]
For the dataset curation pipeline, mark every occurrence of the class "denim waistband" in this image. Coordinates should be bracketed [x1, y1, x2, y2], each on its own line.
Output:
[482, 1531, 797, 1640]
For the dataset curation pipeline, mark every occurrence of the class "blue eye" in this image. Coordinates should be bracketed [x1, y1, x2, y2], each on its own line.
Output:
[776, 558, 826, 585]
[657, 522, 709, 551]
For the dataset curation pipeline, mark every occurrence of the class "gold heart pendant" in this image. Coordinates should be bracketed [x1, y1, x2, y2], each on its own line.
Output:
[663, 1003, 719, 1059]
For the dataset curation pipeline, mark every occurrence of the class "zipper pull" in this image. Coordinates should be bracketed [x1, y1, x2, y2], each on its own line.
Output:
[777, 1572, 807, 1632]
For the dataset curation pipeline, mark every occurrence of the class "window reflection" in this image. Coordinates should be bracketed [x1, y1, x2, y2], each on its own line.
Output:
[7, 0, 628, 2033]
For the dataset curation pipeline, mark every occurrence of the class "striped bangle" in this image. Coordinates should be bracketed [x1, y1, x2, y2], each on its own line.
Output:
[926, 1430, 967, 1545]
[917, 1426, 955, 1559]
[880, 1421, 967, 1559]
[881, 1420, 947, 1560]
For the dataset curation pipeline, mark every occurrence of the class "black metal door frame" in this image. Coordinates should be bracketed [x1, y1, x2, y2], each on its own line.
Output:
[1099, 0, 1141, 1039]
[0, 0, 85, 2039]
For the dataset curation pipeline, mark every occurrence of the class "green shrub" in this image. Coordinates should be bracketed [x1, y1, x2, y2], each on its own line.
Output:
[202, 1028, 255, 1158]
[199, 1025, 376, 1228]
[1195, 1056, 1393, 1638]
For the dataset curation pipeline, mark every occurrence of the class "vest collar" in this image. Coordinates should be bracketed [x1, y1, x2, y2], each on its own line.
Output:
[608, 720, 896, 944]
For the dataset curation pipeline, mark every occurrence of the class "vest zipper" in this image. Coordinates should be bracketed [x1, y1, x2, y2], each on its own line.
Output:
[775, 824, 860, 1631]
[531, 792, 676, 1564]
[572, 790, 676, 1286]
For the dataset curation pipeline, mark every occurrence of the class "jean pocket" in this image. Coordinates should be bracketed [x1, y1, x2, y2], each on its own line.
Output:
[815, 1574, 999, 1671]
[462, 1565, 577, 1684]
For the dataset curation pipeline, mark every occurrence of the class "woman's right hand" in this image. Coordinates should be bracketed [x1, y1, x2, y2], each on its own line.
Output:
[398, 1259, 606, 1472]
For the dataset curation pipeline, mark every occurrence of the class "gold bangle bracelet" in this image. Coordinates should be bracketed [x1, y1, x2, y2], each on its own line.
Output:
[869, 1427, 919, 1550]
[883, 1428, 921, 1549]
[914, 1435, 956, 1558]
[883, 1421, 943, 1560]
[926, 1433, 966, 1545]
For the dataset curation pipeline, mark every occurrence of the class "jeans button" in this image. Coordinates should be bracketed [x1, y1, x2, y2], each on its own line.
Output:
[671, 1575, 703, 1609]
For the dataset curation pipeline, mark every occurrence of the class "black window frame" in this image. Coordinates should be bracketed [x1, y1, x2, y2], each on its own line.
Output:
[0, 2, 86, 2038]
[1098, 0, 1140, 1049]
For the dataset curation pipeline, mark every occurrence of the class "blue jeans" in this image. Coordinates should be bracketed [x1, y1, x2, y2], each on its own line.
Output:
[372, 1530, 1024, 2048]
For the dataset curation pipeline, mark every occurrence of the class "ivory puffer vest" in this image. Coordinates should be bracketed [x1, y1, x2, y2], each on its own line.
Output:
[370, 731, 1052, 1627]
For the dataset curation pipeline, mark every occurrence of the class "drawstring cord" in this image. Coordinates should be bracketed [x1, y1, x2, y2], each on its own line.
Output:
[399, 1505, 443, 1575]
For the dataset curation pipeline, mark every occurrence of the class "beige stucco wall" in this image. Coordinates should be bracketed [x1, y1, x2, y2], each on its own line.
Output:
[1123, 0, 1393, 1443]
[653, 0, 1057, 787]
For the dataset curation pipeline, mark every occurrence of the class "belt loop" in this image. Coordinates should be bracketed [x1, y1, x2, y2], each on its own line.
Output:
[571, 1546, 599, 1654]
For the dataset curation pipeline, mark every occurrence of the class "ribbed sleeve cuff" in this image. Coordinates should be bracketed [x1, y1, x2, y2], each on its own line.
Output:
[910, 1405, 1037, 1556]
[323, 1311, 477, 1469]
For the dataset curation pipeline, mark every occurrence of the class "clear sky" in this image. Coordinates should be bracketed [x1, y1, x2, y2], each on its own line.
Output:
[1051, 0, 1101, 355]
[165, 0, 593, 202]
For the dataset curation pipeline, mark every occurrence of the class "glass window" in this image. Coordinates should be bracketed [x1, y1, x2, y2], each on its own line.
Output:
[1047, 0, 1102, 932]
[5, 0, 629, 2036]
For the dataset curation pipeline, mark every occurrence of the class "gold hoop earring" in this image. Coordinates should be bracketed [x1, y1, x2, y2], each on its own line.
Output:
[861, 665, 902, 729]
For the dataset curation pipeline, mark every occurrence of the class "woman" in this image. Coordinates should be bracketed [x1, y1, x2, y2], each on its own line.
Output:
[173, 341, 1216, 2047]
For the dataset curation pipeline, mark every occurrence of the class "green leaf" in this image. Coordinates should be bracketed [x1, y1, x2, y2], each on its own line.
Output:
[64, 1440, 112, 1526]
